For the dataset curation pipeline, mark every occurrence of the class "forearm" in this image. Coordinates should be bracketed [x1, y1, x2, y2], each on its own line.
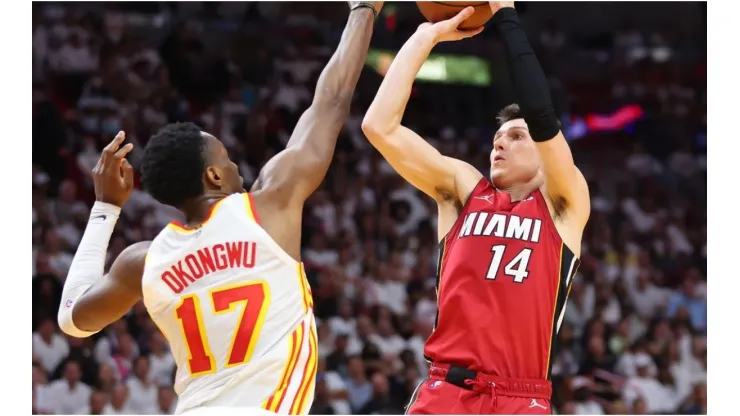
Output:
[314, 7, 375, 107]
[57, 202, 120, 337]
[493, 8, 559, 141]
[363, 31, 436, 134]
[286, 6, 376, 156]
[264, 6, 376, 201]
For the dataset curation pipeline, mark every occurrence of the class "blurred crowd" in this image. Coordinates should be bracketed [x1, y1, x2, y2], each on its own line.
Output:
[32, 2, 706, 415]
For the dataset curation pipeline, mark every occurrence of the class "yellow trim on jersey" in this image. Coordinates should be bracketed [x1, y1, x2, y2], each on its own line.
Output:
[296, 264, 310, 313]
[242, 193, 260, 223]
[301, 265, 314, 309]
[265, 321, 306, 413]
[261, 329, 296, 411]
[290, 320, 319, 415]
[544, 243, 564, 379]
[295, 320, 319, 415]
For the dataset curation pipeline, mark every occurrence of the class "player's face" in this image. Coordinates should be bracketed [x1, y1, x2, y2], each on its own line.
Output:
[489, 119, 540, 189]
[202, 133, 245, 194]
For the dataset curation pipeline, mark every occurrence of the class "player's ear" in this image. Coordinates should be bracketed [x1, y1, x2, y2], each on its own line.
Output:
[205, 166, 223, 188]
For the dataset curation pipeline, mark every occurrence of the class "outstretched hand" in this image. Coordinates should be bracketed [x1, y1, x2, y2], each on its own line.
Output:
[417, 6, 484, 43]
[93, 131, 135, 207]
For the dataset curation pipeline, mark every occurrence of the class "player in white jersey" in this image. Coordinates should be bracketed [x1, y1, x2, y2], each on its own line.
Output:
[56, 2, 382, 414]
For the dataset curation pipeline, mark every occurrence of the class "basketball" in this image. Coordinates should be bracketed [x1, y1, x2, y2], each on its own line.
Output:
[416, 2, 493, 30]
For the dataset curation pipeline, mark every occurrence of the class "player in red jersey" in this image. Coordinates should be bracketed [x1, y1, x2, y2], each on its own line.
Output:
[362, 3, 590, 415]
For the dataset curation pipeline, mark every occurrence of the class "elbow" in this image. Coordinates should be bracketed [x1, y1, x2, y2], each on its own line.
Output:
[361, 113, 395, 143]
[57, 302, 96, 338]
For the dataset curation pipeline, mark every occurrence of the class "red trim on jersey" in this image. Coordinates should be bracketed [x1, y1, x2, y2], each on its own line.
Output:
[247, 193, 262, 225]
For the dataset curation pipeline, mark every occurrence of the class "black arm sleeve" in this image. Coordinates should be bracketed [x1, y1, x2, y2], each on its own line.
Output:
[492, 8, 560, 142]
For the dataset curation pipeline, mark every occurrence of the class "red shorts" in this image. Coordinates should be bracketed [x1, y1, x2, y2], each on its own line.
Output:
[407, 363, 553, 415]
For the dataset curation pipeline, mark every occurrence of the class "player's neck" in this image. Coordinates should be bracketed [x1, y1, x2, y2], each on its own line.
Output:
[499, 182, 538, 202]
[180, 193, 228, 227]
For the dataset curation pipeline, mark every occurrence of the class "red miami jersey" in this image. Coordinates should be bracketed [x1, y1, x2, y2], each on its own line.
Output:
[423, 178, 580, 380]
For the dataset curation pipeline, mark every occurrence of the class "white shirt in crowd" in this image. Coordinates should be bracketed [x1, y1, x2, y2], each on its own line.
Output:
[103, 403, 135, 415]
[33, 332, 70, 375]
[622, 376, 680, 413]
[574, 400, 604, 415]
[325, 370, 351, 414]
[328, 316, 357, 340]
[149, 352, 176, 386]
[45, 380, 92, 415]
[366, 280, 408, 316]
[367, 333, 407, 358]
[414, 297, 437, 327]
[126, 376, 158, 414]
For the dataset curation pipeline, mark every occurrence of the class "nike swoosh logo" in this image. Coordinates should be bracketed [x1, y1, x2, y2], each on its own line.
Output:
[91, 214, 107, 221]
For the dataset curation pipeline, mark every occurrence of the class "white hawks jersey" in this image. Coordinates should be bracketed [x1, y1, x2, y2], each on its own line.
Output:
[141, 193, 317, 415]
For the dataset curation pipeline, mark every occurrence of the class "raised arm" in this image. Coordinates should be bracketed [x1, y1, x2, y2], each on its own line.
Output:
[251, 2, 381, 207]
[490, 2, 589, 225]
[361, 8, 483, 203]
[57, 132, 148, 337]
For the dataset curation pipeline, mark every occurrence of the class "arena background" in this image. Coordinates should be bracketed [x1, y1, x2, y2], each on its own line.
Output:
[31, 2, 707, 414]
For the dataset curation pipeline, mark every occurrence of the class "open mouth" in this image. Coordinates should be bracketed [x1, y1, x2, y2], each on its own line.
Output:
[493, 155, 505, 162]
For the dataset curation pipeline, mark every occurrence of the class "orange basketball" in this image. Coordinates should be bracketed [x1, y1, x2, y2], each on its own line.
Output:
[416, 2, 493, 30]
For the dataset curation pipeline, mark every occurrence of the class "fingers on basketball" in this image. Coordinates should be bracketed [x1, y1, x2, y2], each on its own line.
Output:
[454, 6, 476, 23]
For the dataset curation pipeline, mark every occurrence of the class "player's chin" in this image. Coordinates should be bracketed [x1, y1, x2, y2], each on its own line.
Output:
[490, 166, 505, 181]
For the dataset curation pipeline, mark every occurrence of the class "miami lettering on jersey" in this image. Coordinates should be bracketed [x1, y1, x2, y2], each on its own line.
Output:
[458, 212, 543, 243]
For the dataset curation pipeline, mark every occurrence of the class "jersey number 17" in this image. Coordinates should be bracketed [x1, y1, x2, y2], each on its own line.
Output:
[175, 281, 269, 376]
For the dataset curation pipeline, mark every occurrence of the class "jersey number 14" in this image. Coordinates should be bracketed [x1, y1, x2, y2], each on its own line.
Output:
[175, 281, 269, 376]
[485, 245, 532, 283]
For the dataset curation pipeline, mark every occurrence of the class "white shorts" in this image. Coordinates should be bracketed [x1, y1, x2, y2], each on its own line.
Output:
[179, 407, 277, 416]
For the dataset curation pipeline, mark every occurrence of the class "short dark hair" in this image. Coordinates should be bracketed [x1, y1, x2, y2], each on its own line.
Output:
[496, 103, 561, 128]
[496, 103, 523, 126]
[140, 122, 206, 208]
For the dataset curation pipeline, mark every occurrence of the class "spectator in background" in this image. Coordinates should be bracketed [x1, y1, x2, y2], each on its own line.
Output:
[680, 383, 707, 415]
[346, 356, 373, 412]
[310, 375, 337, 415]
[318, 359, 351, 414]
[359, 372, 400, 414]
[571, 377, 604, 415]
[156, 386, 178, 415]
[95, 364, 118, 394]
[56, 336, 99, 386]
[33, 363, 52, 414]
[45, 360, 92, 415]
[105, 384, 133, 415]
[33, 317, 70, 376]
[84, 390, 109, 415]
[148, 331, 175, 386]
[622, 354, 679, 413]
[126, 356, 158, 414]
[666, 278, 707, 333]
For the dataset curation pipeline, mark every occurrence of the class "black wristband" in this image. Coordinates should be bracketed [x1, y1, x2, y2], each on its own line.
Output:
[351, 2, 378, 18]
[493, 7, 560, 142]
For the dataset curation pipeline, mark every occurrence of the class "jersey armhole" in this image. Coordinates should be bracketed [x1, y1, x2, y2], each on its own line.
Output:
[242, 193, 262, 225]
[438, 177, 490, 244]
[533, 189, 580, 262]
